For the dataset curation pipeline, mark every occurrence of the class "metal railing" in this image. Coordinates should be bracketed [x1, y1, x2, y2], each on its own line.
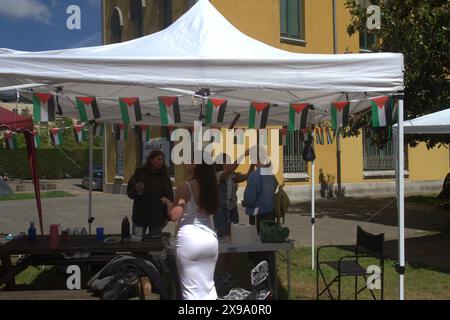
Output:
[283, 130, 307, 173]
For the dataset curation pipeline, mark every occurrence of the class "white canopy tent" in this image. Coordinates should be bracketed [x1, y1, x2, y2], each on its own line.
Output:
[395, 108, 450, 134]
[0, 0, 406, 299]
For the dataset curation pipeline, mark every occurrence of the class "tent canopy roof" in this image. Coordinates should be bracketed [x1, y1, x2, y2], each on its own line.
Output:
[394, 108, 450, 134]
[0, 0, 404, 126]
[0, 106, 33, 131]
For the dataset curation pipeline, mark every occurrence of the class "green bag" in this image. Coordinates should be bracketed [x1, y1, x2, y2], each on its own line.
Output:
[259, 220, 289, 243]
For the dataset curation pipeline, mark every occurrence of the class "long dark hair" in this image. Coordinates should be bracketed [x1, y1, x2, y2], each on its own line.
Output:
[144, 150, 168, 177]
[193, 162, 218, 215]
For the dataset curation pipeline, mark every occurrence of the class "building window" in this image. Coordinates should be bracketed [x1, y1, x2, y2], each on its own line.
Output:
[283, 130, 308, 180]
[280, 0, 305, 45]
[363, 128, 408, 178]
[130, 0, 145, 38]
[110, 7, 123, 43]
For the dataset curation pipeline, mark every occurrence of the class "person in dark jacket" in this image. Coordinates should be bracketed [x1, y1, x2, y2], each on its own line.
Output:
[127, 150, 174, 235]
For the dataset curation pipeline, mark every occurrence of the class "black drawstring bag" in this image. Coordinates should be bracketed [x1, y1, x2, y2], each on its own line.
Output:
[302, 140, 316, 162]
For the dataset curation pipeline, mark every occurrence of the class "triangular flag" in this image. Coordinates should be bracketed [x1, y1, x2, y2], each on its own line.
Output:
[73, 124, 86, 144]
[370, 95, 396, 127]
[158, 96, 181, 125]
[4, 132, 18, 149]
[76, 97, 101, 122]
[119, 97, 142, 125]
[116, 124, 128, 141]
[33, 93, 55, 122]
[331, 101, 350, 130]
[205, 98, 227, 125]
[93, 123, 104, 137]
[249, 102, 270, 129]
[140, 125, 151, 142]
[49, 128, 63, 146]
[288, 103, 310, 131]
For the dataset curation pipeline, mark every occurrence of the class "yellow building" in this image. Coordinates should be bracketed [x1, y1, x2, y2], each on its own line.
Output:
[101, 0, 448, 197]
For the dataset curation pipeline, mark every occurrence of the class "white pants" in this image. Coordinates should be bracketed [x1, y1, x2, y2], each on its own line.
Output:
[176, 224, 218, 300]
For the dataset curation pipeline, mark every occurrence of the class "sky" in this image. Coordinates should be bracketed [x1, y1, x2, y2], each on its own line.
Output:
[0, 0, 102, 51]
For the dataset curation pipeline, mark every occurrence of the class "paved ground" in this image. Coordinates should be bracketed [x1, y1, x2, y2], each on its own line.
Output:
[1, 179, 450, 272]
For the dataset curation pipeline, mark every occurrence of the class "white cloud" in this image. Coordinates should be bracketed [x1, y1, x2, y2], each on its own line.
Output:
[0, 0, 52, 24]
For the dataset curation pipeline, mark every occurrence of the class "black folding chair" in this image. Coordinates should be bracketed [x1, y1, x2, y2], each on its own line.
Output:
[316, 226, 385, 300]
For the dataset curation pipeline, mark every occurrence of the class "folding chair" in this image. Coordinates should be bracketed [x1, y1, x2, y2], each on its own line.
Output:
[316, 226, 385, 300]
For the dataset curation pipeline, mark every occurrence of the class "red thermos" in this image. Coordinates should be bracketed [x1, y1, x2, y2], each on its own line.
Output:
[49, 224, 60, 250]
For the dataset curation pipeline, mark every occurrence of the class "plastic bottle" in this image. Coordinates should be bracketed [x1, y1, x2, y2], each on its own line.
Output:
[121, 216, 130, 242]
[28, 222, 36, 243]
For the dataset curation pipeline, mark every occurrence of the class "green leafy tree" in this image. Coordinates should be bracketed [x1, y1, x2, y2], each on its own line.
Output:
[344, 0, 450, 148]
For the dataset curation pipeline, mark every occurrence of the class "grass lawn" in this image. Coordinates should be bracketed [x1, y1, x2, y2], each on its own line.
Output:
[0, 191, 74, 201]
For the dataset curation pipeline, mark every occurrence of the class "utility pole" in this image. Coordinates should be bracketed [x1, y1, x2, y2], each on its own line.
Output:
[332, 0, 342, 197]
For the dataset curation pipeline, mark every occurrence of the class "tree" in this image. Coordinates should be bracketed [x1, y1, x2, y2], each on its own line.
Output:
[344, 0, 450, 148]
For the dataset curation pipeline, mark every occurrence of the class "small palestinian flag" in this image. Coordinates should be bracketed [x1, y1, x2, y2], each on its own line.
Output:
[116, 124, 128, 141]
[75, 97, 101, 122]
[73, 125, 86, 144]
[119, 97, 142, 125]
[325, 126, 333, 144]
[33, 93, 55, 122]
[140, 125, 151, 142]
[4, 132, 18, 149]
[234, 128, 245, 144]
[249, 102, 270, 129]
[93, 123, 104, 137]
[279, 127, 288, 146]
[315, 128, 324, 145]
[158, 96, 181, 125]
[331, 101, 350, 130]
[205, 98, 227, 125]
[288, 103, 310, 131]
[49, 128, 63, 146]
[370, 96, 396, 127]
[32, 132, 41, 148]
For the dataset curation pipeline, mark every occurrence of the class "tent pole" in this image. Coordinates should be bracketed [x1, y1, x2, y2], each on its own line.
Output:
[311, 131, 315, 270]
[397, 93, 405, 300]
[88, 121, 94, 235]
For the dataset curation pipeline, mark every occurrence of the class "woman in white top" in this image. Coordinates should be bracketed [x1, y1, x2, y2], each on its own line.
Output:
[161, 162, 219, 300]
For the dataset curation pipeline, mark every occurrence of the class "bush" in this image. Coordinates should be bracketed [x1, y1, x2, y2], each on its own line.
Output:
[0, 148, 103, 180]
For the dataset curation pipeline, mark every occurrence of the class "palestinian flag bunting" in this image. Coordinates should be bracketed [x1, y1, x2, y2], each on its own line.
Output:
[33, 132, 41, 148]
[315, 128, 324, 145]
[205, 98, 227, 125]
[249, 102, 270, 129]
[76, 97, 101, 122]
[49, 128, 63, 146]
[119, 97, 142, 125]
[370, 96, 396, 127]
[73, 125, 86, 144]
[288, 103, 310, 131]
[4, 132, 18, 149]
[93, 123, 104, 137]
[158, 96, 181, 125]
[116, 124, 128, 141]
[140, 125, 151, 142]
[331, 101, 350, 130]
[33, 93, 55, 122]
